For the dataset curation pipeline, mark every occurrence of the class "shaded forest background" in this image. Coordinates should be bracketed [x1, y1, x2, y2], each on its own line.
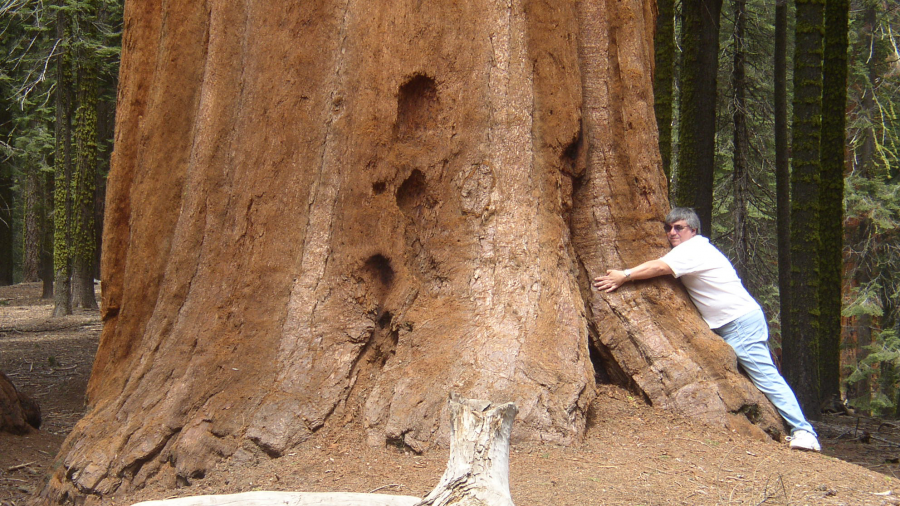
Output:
[0, 0, 898, 417]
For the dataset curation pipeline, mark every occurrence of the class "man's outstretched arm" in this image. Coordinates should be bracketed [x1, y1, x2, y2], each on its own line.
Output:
[592, 259, 674, 292]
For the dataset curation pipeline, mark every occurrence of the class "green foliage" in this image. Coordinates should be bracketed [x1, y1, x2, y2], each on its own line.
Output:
[847, 329, 900, 415]
[841, 0, 900, 414]
[1, 0, 122, 286]
[711, 0, 781, 312]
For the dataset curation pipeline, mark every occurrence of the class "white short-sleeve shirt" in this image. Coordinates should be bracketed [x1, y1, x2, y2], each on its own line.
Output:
[660, 235, 760, 329]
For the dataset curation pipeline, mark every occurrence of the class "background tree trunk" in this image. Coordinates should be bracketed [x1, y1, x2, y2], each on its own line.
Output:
[52, 4, 73, 317]
[71, 55, 100, 310]
[23, 164, 45, 283]
[0, 171, 13, 286]
[673, 0, 724, 236]
[774, 0, 791, 360]
[38, 0, 783, 502]
[731, 0, 752, 289]
[785, 0, 825, 417]
[818, 0, 849, 403]
[653, 0, 676, 182]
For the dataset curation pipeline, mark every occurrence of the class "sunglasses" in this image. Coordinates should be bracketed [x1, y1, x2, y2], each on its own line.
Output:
[664, 224, 694, 233]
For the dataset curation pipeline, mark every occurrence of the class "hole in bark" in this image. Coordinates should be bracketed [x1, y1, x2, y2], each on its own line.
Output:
[377, 310, 393, 329]
[563, 128, 582, 162]
[372, 181, 387, 195]
[589, 344, 611, 384]
[386, 434, 419, 454]
[396, 74, 439, 137]
[560, 123, 585, 178]
[736, 403, 762, 423]
[588, 329, 648, 403]
[396, 169, 431, 217]
[363, 254, 394, 288]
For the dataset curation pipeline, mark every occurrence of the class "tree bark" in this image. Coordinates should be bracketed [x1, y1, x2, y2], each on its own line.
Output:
[774, 0, 791, 360]
[818, 0, 849, 403]
[23, 163, 44, 283]
[38, 1, 783, 502]
[0, 102, 13, 286]
[71, 55, 100, 310]
[653, 0, 675, 182]
[52, 2, 73, 317]
[785, 0, 825, 418]
[673, 0, 724, 236]
[0, 171, 13, 286]
[731, 0, 751, 290]
[129, 396, 512, 506]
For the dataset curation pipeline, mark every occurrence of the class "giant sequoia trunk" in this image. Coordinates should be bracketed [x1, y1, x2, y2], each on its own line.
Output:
[39, 0, 782, 502]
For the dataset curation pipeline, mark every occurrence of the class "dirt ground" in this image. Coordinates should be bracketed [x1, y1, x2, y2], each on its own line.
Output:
[3, 282, 900, 506]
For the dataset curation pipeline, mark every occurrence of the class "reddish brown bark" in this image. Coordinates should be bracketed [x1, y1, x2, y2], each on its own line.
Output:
[38, 0, 782, 503]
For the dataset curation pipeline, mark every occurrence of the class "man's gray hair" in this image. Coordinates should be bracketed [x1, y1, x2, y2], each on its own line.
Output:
[665, 207, 701, 231]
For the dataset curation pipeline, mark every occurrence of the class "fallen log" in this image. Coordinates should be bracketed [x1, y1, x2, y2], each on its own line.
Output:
[132, 395, 517, 506]
[132, 491, 421, 506]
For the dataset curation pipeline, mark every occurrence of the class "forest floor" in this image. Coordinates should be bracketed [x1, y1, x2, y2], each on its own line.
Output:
[3, 282, 900, 506]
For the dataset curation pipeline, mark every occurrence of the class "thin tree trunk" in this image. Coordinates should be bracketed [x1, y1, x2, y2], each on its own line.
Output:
[818, 0, 849, 403]
[0, 104, 12, 286]
[856, 6, 877, 181]
[52, 4, 73, 317]
[23, 166, 43, 282]
[774, 0, 792, 361]
[731, 0, 751, 289]
[654, 0, 676, 182]
[42, 171, 54, 299]
[71, 57, 100, 310]
[785, 0, 825, 418]
[673, 0, 723, 236]
[0, 171, 13, 286]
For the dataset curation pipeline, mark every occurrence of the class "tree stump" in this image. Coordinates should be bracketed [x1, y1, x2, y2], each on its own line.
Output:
[0, 371, 41, 434]
[130, 396, 516, 506]
[415, 395, 517, 506]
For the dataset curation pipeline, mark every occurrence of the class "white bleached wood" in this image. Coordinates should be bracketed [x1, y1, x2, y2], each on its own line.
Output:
[414, 394, 518, 506]
[131, 491, 421, 506]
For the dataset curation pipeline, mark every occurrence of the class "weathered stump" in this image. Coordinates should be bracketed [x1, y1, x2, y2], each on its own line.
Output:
[415, 395, 517, 506]
[0, 371, 41, 434]
[131, 396, 517, 506]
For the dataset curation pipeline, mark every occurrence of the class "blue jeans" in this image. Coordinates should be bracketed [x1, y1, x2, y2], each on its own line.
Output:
[713, 309, 817, 436]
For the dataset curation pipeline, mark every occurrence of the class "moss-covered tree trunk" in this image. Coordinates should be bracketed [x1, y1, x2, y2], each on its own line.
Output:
[817, 0, 849, 402]
[673, 0, 723, 236]
[71, 55, 100, 310]
[38, 1, 783, 502]
[52, 5, 73, 318]
[785, 0, 825, 418]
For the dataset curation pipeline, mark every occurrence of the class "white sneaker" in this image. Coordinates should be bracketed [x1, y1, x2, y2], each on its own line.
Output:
[787, 430, 821, 452]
